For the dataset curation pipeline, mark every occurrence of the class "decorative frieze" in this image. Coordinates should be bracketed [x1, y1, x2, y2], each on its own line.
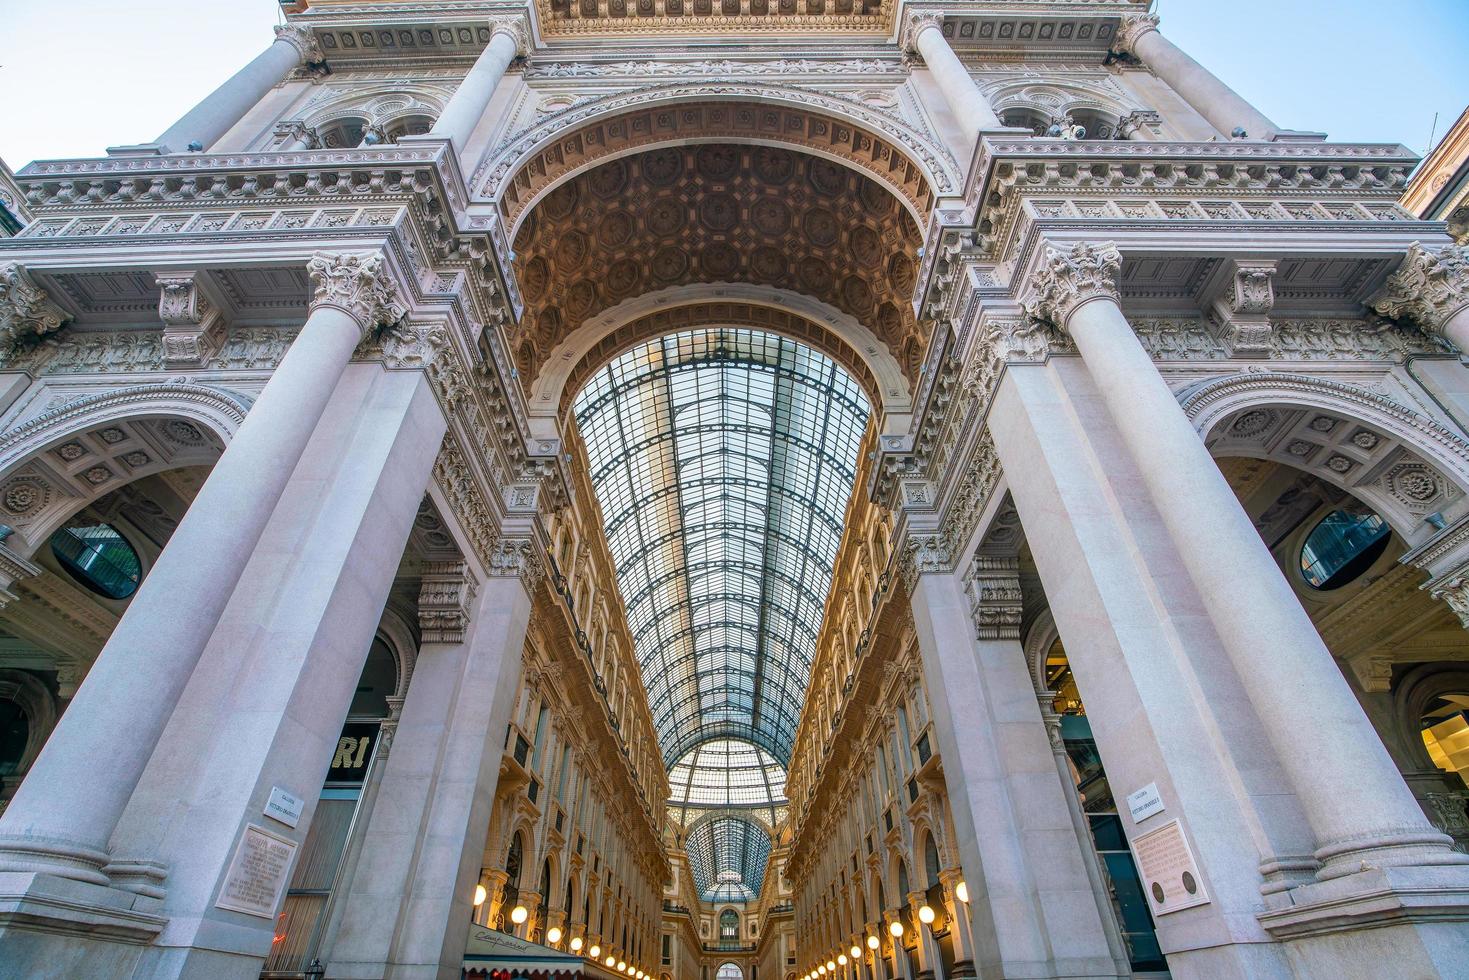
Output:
[1023, 242, 1123, 329]
[0, 264, 69, 351]
[1368, 242, 1469, 339]
[418, 559, 477, 643]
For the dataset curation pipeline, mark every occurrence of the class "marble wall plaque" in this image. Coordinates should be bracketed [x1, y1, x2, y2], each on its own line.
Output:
[215, 822, 298, 919]
[1130, 818, 1209, 916]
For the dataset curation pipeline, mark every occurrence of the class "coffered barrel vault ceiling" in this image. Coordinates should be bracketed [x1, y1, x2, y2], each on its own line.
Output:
[512, 143, 925, 391]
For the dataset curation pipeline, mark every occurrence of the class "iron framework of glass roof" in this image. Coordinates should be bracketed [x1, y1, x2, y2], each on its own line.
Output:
[573, 328, 870, 770]
[685, 815, 773, 905]
[667, 738, 789, 828]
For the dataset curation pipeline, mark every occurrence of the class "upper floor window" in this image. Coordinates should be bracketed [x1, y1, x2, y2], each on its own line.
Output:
[50, 523, 140, 600]
[1299, 510, 1390, 590]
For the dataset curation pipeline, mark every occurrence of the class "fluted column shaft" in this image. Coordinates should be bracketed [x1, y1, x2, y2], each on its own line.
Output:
[1121, 17, 1276, 139]
[0, 252, 402, 885]
[911, 21, 1002, 142]
[1028, 243, 1465, 878]
[430, 26, 521, 153]
[156, 27, 316, 152]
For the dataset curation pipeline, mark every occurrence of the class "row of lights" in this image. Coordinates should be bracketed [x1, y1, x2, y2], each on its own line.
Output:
[474, 888, 649, 976]
[797, 882, 968, 980]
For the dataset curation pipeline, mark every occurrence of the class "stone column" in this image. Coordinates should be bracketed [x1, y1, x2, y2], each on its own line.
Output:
[327, 557, 538, 980]
[1024, 241, 1468, 879]
[0, 251, 405, 886]
[1113, 14, 1277, 139]
[901, 13, 1003, 143]
[156, 26, 320, 152]
[429, 17, 528, 154]
[109, 358, 446, 979]
[1370, 242, 1469, 351]
[936, 872, 976, 979]
[904, 556, 1118, 979]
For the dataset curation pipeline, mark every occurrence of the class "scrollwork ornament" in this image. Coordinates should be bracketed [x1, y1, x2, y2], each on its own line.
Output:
[0, 263, 69, 351]
[1112, 13, 1161, 56]
[1022, 242, 1123, 331]
[306, 251, 408, 340]
[273, 24, 323, 64]
[1368, 243, 1469, 340]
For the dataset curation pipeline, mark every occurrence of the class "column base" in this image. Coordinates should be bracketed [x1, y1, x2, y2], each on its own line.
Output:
[1260, 865, 1469, 975]
[0, 834, 112, 886]
[0, 871, 164, 975]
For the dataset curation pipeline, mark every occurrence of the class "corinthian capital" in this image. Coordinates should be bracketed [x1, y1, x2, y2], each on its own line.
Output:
[1022, 242, 1123, 330]
[489, 14, 532, 58]
[274, 24, 322, 63]
[899, 9, 945, 53]
[1368, 243, 1469, 339]
[306, 251, 408, 338]
[0, 263, 69, 349]
[1112, 13, 1161, 56]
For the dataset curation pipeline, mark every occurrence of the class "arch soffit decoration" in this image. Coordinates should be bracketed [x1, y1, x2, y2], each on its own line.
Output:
[0, 667, 59, 775]
[0, 383, 244, 555]
[1183, 372, 1469, 541]
[1022, 607, 1061, 698]
[537, 284, 913, 419]
[483, 86, 956, 236]
[374, 606, 420, 699]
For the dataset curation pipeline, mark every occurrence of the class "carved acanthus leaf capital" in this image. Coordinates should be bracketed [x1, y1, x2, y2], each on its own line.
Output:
[274, 24, 322, 64]
[899, 9, 945, 53]
[306, 251, 407, 339]
[489, 14, 532, 58]
[0, 263, 69, 350]
[487, 535, 545, 592]
[419, 559, 478, 644]
[1112, 13, 1161, 56]
[1023, 242, 1123, 330]
[898, 532, 951, 594]
[966, 555, 1023, 641]
[1368, 243, 1469, 340]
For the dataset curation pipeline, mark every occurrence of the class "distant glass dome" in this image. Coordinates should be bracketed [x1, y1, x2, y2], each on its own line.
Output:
[686, 815, 771, 904]
[668, 738, 787, 824]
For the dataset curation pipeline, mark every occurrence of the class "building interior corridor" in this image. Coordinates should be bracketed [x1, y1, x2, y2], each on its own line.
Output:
[0, 1, 1468, 979]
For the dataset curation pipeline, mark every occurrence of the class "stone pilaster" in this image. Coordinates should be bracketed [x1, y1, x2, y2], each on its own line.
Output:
[965, 555, 1021, 641]
[418, 559, 477, 643]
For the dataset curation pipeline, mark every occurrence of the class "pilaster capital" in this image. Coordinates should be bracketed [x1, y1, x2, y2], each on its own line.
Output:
[1112, 13, 1161, 57]
[418, 559, 478, 643]
[273, 24, 322, 63]
[0, 263, 69, 350]
[965, 555, 1022, 640]
[899, 9, 945, 53]
[487, 534, 546, 592]
[489, 13, 533, 58]
[306, 250, 408, 338]
[1022, 242, 1123, 330]
[1368, 242, 1469, 340]
[898, 532, 951, 594]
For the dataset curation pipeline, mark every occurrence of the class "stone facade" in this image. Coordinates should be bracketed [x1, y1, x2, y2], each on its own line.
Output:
[0, 2, 1466, 980]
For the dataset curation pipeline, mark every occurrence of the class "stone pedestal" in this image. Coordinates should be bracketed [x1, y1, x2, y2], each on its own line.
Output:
[326, 572, 533, 980]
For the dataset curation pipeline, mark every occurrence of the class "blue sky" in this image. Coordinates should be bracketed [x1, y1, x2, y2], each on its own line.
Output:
[1, 0, 1465, 169]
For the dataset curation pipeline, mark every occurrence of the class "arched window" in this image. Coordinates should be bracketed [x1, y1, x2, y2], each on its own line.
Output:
[0, 698, 28, 778]
[318, 117, 368, 148]
[719, 909, 739, 940]
[50, 523, 141, 599]
[1299, 510, 1390, 590]
[503, 832, 525, 916]
[923, 836, 941, 889]
[717, 963, 742, 980]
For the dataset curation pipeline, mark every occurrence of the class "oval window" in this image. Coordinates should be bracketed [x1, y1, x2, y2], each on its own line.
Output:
[49, 523, 141, 600]
[1299, 510, 1390, 590]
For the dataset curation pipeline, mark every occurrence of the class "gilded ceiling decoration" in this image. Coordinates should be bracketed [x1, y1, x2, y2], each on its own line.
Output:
[512, 143, 924, 392]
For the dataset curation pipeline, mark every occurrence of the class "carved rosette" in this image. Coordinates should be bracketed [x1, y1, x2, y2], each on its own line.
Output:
[489, 14, 532, 58]
[419, 560, 478, 644]
[966, 555, 1022, 640]
[0, 263, 69, 350]
[1022, 242, 1123, 331]
[306, 251, 408, 340]
[1368, 243, 1469, 340]
[273, 24, 323, 64]
[1112, 13, 1161, 57]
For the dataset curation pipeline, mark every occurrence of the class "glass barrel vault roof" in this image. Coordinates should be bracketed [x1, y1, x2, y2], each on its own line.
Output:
[686, 815, 773, 905]
[573, 328, 871, 769]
